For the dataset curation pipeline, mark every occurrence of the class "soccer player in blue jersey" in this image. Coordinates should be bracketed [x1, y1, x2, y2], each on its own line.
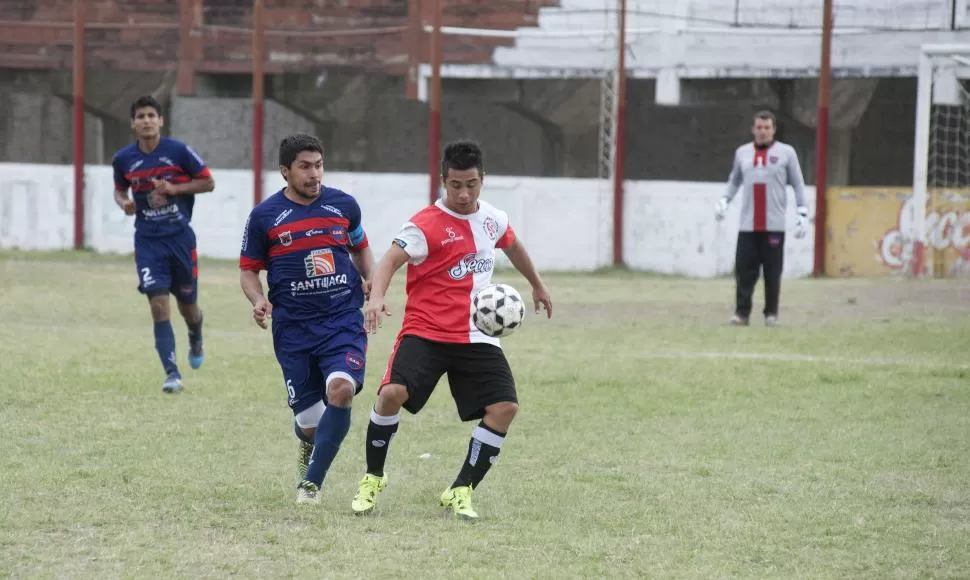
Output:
[239, 133, 375, 504]
[112, 95, 216, 394]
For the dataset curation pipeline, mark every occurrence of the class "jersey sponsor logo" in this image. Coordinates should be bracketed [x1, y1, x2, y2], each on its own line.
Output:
[186, 145, 205, 166]
[449, 252, 494, 280]
[321, 204, 344, 217]
[128, 159, 145, 172]
[273, 208, 293, 226]
[304, 248, 336, 277]
[141, 204, 179, 218]
[482, 216, 498, 240]
[441, 226, 465, 246]
[278, 231, 293, 247]
[290, 273, 347, 293]
[159, 156, 176, 166]
[241, 215, 252, 252]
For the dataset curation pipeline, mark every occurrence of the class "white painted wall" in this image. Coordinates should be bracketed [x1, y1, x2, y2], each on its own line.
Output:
[0, 163, 815, 278]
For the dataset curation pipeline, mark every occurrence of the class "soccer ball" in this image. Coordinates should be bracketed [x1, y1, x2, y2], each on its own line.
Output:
[472, 283, 526, 338]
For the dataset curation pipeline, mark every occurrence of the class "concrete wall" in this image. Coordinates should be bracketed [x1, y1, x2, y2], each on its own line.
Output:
[0, 163, 817, 278]
[169, 96, 319, 173]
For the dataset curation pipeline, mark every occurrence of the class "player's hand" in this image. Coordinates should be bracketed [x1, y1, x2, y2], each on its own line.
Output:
[714, 197, 729, 221]
[121, 199, 136, 216]
[149, 179, 175, 208]
[364, 298, 391, 334]
[794, 205, 809, 239]
[252, 297, 272, 329]
[361, 278, 372, 300]
[532, 283, 552, 318]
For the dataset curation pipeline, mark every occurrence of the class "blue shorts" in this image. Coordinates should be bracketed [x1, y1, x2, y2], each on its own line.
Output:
[133, 229, 198, 304]
[272, 310, 367, 416]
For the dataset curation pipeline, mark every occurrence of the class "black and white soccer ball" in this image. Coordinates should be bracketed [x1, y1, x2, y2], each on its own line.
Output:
[472, 283, 526, 338]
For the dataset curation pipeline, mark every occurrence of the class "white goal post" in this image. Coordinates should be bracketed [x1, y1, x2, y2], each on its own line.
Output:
[910, 43, 970, 278]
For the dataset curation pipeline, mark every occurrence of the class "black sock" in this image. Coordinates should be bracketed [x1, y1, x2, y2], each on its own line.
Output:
[293, 421, 313, 444]
[187, 313, 203, 346]
[452, 421, 505, 490]
[366, 407, 399, 477]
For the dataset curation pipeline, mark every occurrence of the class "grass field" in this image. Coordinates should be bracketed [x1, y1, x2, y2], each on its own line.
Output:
[1, 250, 969, 579]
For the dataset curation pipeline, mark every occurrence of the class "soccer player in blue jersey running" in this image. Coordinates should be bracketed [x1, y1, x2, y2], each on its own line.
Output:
[112, 95, 216, 394]
[239, 133, 375, 504]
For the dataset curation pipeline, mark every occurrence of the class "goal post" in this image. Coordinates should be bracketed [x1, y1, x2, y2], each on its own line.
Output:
[910, 43, 970, 278]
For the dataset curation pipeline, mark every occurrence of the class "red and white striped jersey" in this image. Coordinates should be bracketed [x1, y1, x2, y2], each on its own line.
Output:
[392, 198, 516, 346]
[724, 140, 807, 232]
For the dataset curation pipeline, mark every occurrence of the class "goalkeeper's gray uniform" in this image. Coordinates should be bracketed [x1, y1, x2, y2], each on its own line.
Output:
[722, 140, 807, 321]
[724, 141, 807, 232]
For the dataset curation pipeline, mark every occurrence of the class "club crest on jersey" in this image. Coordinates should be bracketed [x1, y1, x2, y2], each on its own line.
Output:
[482, 216, 498, 240]
[769, 155, 779, 164]
[345, 352, 364, 371]
[278, 231, 293, 246]
[330, 227, 348, 244]
[449, 252, 494, 280]
[305, 248, 336, 277]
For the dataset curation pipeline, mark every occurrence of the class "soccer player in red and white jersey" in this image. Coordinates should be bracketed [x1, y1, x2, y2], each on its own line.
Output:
[350, 140, 552, 519]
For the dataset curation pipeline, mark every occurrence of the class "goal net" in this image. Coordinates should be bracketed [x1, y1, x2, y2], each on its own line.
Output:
[909, 44, 970, 278]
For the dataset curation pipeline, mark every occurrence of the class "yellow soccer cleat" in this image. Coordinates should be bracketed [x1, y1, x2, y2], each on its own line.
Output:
[351, 473, 388, 515]
[298, 440, 313, 483]
[440, 485, 478, 520]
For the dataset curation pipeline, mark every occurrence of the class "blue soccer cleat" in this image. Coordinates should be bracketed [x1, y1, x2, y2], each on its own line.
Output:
[162, 372, 183, 394]
[188, 341, 204, 370]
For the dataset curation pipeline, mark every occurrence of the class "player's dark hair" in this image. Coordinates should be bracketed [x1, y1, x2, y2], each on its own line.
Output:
[441, 139, 484, 178]
[279, 133, 325, 169]
[753, 110, 776, 126]
[130, 95, 162, 119]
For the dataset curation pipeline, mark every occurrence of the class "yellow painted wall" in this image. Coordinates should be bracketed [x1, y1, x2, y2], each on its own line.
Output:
[825, 187, 970, 277]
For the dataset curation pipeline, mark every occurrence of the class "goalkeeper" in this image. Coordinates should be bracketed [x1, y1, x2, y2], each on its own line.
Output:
[714, 110, 810, 327]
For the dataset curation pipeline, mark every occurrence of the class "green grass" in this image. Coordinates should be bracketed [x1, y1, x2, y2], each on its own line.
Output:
[1, 250, 968, 579]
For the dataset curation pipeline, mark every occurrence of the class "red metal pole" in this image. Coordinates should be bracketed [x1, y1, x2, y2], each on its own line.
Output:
[427, 0, 442, 205]
[252, 0, 265, 206]
[612, 0, 627, 266]
[813, 0, 833, 277]
[73, 0, 85, 250]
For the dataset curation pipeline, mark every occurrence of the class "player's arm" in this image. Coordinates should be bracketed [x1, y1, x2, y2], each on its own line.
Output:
[239, 212, 272, 328]
[346, 207, 375, 283]
[157, 142, 216, 196]
[723, 149, 744, 203]
[715, 149, 743, 220]
[364, 225, 427, 333]
[501, 236, 552, 318]
[787, 147, 808, 209]
[111, 156, 136, 215]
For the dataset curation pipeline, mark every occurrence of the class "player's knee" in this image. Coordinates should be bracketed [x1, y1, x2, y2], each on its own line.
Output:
[148, 295, 170, 321]
[485, 401, 519, 427]
[326, 378, 355, 407]
[378, 383, 409, 407]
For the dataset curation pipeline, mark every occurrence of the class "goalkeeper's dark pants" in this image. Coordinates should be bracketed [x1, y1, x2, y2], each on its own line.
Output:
[734, 231, 785, 318]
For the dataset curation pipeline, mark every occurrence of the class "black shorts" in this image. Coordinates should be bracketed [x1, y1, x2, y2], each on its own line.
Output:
[381, 334, 517, 422]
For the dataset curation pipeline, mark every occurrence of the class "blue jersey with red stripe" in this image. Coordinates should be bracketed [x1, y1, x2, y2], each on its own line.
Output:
[239, 187, 369, 324]
[111, 137, 212, 238]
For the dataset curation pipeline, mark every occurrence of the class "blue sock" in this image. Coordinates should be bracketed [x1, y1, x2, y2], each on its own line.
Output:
[303, 405, 352, 487]
[153, 321, 179, 376]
